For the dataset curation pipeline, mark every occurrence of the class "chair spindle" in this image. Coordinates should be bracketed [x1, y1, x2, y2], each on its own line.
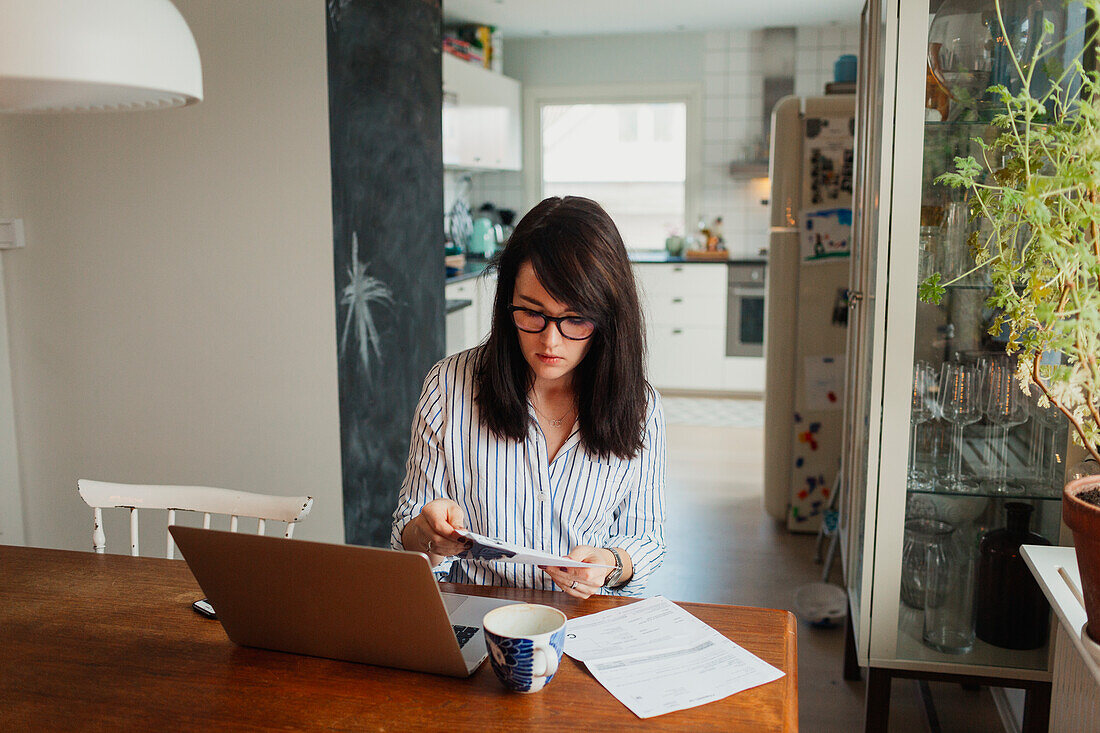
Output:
[167, 509, 176, 559]
[129, 508, 139, 556]
[92, 508, 105, 553]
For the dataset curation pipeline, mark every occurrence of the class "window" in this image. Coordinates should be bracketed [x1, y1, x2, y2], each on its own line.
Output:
[540, 101, 688, 250]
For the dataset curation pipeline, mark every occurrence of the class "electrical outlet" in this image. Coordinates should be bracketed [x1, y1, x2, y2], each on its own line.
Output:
[0, 219, 25, 249]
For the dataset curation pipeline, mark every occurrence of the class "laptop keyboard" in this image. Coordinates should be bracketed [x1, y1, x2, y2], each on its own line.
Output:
[452, 624, 479, 649]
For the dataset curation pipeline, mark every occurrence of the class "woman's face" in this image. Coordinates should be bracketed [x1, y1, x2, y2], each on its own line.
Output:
[511, 261, 593, 390]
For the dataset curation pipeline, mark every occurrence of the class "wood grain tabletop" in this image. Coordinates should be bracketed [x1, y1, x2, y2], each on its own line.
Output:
[1, 544, 797, 731]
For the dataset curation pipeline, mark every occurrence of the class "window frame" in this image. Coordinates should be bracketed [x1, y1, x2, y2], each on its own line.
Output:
[522, 82, 703, 250]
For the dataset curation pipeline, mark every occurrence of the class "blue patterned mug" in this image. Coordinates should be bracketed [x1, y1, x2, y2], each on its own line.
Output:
[482, 603, 567, 693]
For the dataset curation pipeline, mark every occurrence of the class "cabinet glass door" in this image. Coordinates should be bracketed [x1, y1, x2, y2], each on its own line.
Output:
[894, 0, 1085, 670]
[841, 0, 887, 638]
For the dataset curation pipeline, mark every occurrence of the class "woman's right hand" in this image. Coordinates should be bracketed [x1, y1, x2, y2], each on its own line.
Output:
[407, 499, 471, 559]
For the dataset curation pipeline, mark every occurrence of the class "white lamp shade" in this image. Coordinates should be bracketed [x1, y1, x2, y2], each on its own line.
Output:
[0, 0, 203, 113]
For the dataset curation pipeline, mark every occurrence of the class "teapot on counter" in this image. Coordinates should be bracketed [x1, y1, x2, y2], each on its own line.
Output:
[469, 203, 504, 258]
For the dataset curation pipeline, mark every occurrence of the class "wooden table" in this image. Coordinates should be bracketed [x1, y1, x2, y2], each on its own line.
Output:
[1, 545, 797, 731]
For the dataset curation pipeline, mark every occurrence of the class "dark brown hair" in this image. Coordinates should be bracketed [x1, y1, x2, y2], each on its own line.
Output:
[473, 196, 648, 460]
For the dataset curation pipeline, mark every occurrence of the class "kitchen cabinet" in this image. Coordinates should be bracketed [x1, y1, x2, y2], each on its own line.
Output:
[442, 55, 521, 171]
[634, 263, 728, 392]
[444, 271, 497, 356]
[839, 0, 1076, 726]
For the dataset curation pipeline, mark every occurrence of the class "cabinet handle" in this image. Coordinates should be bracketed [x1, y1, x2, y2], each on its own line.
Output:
[848, 290, 864, 308]
[672, 328, 683, 335]
[672, 266, 684, 272]
[671, 297, 683, 303]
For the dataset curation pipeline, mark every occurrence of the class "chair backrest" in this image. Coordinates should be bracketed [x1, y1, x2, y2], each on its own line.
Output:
[77, 479, 314, 559]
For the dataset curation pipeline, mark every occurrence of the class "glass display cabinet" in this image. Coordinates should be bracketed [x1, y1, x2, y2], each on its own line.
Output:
[839, 0, 1085, 728]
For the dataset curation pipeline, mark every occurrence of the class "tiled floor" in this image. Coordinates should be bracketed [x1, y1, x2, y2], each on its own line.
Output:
[661, 395, 765, 428]
[645, 416, 1009, 732]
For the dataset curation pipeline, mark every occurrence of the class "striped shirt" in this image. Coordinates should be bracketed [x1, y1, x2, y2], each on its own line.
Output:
[390, 347, 666, 596]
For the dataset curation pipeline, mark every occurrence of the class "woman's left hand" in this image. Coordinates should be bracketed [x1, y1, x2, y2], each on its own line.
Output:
[542, 546, 613, 599]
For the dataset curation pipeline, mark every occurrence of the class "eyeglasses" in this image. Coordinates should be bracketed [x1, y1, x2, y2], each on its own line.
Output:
[509, 305, 596, 340]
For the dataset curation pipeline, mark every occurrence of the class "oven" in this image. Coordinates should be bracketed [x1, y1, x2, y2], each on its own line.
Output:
[726, 264, 766, 357]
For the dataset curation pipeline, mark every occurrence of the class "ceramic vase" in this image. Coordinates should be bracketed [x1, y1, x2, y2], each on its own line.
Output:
[974, 502, 1050, 649]
[1063, 475, 1100, 643]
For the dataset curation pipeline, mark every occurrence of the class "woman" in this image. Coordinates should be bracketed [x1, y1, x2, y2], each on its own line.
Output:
[390, 196, 665, 598]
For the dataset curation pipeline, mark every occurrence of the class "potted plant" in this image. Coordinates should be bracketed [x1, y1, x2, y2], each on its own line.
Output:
[919, 0, 1100, 640]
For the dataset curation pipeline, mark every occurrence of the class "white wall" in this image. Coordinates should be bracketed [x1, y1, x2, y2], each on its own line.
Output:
[0, 0, 344, 552]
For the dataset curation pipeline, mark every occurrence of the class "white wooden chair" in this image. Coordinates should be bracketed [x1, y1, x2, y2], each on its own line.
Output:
[77, 479, 314, 559]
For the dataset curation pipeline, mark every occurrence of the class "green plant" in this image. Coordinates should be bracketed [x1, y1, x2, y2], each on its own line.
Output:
[921, 0, 1100, 464]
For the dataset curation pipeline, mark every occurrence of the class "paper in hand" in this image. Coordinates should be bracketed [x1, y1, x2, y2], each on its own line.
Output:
[454, 529, 613, 569]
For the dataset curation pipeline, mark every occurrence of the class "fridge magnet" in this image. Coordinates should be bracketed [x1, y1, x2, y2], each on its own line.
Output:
[800, 207, 852, 263]
[803, 355, 845, 411]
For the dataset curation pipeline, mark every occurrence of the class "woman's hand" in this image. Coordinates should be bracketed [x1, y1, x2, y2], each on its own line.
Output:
[542, 546, 615, 599]
[403, 499, 471, 563]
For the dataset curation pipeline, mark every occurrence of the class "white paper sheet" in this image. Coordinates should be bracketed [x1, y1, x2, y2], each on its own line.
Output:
[564, 596, 785, 719]
[454, 529, 613, 569]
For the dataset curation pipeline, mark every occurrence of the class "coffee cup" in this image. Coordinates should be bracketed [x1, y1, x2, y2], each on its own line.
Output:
[482, 603, 567, 693]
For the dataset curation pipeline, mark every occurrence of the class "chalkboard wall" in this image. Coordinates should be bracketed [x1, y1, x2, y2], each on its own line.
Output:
[326, 0, 444, 546]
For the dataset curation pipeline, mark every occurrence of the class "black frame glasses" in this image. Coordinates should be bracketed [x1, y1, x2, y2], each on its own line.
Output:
[508, 305, 596, 341]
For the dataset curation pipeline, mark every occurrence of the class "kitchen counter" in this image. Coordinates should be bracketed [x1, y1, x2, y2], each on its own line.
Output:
[446, 259, 493, 284]
[445, 298, 472, 314]
[447, 253, 765, 283]
[628, 251, 768, 266]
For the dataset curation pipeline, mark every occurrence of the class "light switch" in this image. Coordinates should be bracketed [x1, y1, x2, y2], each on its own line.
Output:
[0, 219, 25, 249]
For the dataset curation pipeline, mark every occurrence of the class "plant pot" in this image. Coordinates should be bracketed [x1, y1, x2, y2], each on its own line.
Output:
[1063, 475, 1100, 643]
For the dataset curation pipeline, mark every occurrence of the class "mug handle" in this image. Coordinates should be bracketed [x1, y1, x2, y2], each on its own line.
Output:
[532, 643, 559, 678]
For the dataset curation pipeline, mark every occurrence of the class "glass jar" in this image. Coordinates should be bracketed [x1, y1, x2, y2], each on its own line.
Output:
[922, 526, 976, 654]
[917, 226, 939, 283]
[901, 518, 954, 609]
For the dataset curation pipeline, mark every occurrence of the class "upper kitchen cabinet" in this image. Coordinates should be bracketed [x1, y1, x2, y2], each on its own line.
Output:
[442, 54, 522, 171]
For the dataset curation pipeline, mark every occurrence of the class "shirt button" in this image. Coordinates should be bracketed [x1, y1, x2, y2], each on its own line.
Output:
[539, 491, 547, 501]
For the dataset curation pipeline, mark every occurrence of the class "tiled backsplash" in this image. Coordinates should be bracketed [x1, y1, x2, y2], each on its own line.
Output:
[448, 23, 859, 257]
[701, 25, 859, 256]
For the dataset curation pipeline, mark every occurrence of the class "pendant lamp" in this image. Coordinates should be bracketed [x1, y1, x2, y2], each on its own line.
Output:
[0, 0, 203, 113]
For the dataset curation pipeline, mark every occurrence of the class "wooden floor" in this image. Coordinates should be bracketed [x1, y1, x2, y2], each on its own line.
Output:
[645, 423, 1009, 733]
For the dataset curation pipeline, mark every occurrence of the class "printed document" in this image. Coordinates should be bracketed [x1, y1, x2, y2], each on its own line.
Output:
[564, 596, 784, 719]
[454, 529, 613, 569]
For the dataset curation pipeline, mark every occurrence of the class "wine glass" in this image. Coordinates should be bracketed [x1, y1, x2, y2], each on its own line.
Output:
[909, 362, 938, 490]
[1035, 397, 1068, 492]
[984, 358, 1028, 493]
[940, 362, 982, 492]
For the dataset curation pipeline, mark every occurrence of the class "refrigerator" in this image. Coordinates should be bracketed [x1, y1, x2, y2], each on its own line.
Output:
[763, 94, 855, 532]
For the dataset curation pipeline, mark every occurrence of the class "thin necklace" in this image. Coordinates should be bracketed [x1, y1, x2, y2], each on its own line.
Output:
[533, 395, 574, 428]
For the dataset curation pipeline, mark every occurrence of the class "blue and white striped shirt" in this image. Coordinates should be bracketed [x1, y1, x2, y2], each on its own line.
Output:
[390, 347, 666, 596]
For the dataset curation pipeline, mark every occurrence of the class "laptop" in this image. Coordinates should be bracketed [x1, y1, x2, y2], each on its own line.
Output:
[169, 525, 516, 677]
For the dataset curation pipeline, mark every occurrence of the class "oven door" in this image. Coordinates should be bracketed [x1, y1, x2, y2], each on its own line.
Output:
[726, 283, 765, 357]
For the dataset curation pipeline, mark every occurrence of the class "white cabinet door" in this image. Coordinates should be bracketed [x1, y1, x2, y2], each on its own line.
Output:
[474, 272, 497, 340]
[444, 280, 479, 356]
[442, 55, 521, 171]
[634, 263, 728, 391]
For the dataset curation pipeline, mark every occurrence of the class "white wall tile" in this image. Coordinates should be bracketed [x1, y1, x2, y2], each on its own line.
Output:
[821, 25, 844, 48]
[704, 117, 727, 145]
[705, 49, 727, 76]
[728, 30, 752, 50]
[704, 31, 730, 52]
[797, 26, 822, 47]
[704, 73, 727, 99]
[728, 74, 752, 98]
[704, 97, 727, 121]
[703, 140, 728, 165]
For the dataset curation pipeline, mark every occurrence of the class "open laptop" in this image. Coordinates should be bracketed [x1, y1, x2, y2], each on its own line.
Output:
[169, 525, 516, 677]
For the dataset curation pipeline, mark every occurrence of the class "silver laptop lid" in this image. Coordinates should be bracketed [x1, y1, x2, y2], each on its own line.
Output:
[169, 526, 474, 677]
